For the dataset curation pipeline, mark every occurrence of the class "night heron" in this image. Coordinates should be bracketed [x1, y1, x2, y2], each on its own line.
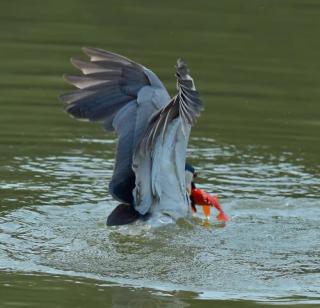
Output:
[60, 48, 203, 226]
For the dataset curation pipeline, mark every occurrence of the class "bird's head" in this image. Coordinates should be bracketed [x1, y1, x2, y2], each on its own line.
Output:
[185, 163, 197, 195]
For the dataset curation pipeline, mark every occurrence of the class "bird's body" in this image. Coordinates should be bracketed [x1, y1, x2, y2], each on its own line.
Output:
[134, 118, 192, 225]
[60, 48, 202, 226]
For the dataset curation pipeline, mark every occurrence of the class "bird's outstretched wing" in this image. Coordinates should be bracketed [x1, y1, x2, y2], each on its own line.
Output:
[60, 48, 170, 204]
[133, 59, 203, 216]
[138, 58, 203, 153]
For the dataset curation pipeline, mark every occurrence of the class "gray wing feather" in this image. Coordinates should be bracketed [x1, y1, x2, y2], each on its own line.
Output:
[138, 58, 203, 153]
[133, 59, 203, 215]
[60, 47, 170, 204]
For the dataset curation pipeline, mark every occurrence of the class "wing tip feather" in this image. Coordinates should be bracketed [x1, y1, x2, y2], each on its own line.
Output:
[70, 57, 84, 70]
[81, 46, 102, 59]
[63, 74, 74, 86]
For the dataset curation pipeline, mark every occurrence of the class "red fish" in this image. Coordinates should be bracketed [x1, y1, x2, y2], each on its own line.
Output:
[191, 188, 229, 222]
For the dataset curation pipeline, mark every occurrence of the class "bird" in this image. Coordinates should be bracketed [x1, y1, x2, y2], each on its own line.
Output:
[60, 47, 203, 227]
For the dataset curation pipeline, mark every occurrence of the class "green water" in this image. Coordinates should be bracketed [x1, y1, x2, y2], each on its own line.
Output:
[0, 0, 319, 307]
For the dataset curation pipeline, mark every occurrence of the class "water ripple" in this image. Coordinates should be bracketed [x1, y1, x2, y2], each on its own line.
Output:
[0, 143, 319, 303]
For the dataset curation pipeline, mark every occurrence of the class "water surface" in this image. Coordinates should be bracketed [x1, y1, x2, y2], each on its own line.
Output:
[0, 0, 319, 307]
